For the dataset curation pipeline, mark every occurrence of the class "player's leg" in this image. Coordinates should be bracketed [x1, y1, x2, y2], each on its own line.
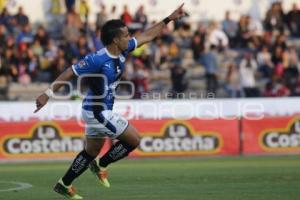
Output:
[88, 110, 140, 187]
[99, 124, 140, 168]
[89, 124, 140, 188]
[54, 138, 105, 199]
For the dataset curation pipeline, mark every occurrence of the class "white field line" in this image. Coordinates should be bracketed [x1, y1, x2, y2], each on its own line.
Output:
[0, 181, 33, 192]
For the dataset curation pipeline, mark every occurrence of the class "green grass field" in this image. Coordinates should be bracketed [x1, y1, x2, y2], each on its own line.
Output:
[0, 156, 300, 200]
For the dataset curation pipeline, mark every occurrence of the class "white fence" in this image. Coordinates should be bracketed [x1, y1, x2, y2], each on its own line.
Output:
[1, 97, 300, 122]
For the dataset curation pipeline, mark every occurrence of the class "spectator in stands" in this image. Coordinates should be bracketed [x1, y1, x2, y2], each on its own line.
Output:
[176, 22, 192, 49]
[263, 80, 277, 97]
[73, 34, 90, 59]
[239, 52, 259, 97]
[120, 5, 132, 25]
[91, 27, 104, 51]
[271, 46, 289, 78]
[192, 23, 206, 60]
[131, 59, 149, 98]
[36, 39, 57, 82]
[5, 35, 14, 49]
[287, 46, 300, 70]
[283, 46, 300, 94]
[168, 41, 180, 59]
[34, 25, 49, 48]
[247, 15, 264, 49]
[79, 0, 89, 26]
[95, 4, 107, 29]
[18, 62, 31, 84]
[152, 38, 168, 69]
[16, 24, 33, 44]
[191, 34, 204, 61]
[0, 0, 7, 13]
[222, 11, 238, 48]
[14, 6, 29, 27]
[293, 76, 300, 96]
[1, 48, 17, 81]
[65, 0, 75, 13]
[62, 12, 81, 44]
[0, 24, 6, 53]
[170, 63, 188, 98]
[257, 45, 273, 79]
[107, 5, 118, 20]
[50, 0, 63, 16]
[28, 54, 40, 80]
[276, 80, 291, 97]
[226, 62, 242, 97]
[237, 15, 251, 48]
[263, 79, 291, 97]
[200, 45, 219, 95]
[273, 33, 287, 51]
[0, 53, 10, 99]
[264, 2, 285, 33]
[0, 8, 14, 33]
[286, 3, 300, 37]
[134, 5, 148, 29]
[208, 21, 229, 52]
[68, 5, 83, 30]
[159, 24, 174, 44]
[53, 57, 67, 78]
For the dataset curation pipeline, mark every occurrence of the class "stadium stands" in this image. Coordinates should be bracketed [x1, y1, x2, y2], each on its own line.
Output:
[0, 1, 300, 100]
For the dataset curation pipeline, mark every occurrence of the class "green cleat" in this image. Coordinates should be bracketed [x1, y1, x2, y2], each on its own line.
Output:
[89, 159, 111, 188]
[53, 179, 83, 199]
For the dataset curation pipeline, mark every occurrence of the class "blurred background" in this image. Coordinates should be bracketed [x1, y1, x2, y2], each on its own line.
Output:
[0, 0, 300, 160]
[0, 0, 300, 100]
[1, 1, 300, 199]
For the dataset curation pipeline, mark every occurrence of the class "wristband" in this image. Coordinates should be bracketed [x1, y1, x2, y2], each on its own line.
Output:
[45, 88, 53, 97]
[163, 17, 171, 25]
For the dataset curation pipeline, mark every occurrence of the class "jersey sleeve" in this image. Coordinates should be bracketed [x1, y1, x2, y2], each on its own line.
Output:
[122, 37, 138, 56]
[71, 54, 101, 76]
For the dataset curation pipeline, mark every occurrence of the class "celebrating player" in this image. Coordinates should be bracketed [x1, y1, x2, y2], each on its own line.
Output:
[34, 3, 185, 199]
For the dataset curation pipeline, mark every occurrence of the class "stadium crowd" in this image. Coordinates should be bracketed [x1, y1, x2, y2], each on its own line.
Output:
[0, 1, 300, 99]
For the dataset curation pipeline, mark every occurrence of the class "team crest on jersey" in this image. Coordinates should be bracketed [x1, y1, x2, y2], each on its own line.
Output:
[78, 60, 86, 68]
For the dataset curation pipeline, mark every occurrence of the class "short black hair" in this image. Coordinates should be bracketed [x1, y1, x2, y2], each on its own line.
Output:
[101, 19, 126, 45]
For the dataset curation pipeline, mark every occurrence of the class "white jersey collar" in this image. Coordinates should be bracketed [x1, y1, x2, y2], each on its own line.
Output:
[104, 48, 119, 59]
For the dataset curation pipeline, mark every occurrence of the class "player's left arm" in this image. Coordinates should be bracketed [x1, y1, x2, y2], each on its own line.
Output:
[135, 3, 185, 47]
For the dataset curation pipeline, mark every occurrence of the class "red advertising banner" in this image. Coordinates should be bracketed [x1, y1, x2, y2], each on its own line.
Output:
[242, 115, 300, 155]
[129, 119, 240, 157]
[0, 118, 240, 161]
[0, 120, 112, 161]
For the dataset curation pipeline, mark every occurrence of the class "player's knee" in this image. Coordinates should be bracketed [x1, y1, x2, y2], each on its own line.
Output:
[85, 146, 100, 157]
[124, 137, 140, 151]
[131, 136, 141, 149]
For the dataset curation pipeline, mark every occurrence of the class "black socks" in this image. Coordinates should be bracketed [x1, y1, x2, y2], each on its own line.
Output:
[61, 141, 137, 186]
[99, 141, 136, 168]
[62, 150, 95, 186]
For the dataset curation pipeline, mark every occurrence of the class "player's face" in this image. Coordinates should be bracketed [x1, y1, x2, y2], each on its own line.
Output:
[116, 27, 130, 51]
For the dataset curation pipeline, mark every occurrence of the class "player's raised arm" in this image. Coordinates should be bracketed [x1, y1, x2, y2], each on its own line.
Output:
[136, 3, 185, 47]
[34, 67, 75, 113]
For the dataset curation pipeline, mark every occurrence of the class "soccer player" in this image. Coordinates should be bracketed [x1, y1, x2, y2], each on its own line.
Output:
[34, 4, 185, 199]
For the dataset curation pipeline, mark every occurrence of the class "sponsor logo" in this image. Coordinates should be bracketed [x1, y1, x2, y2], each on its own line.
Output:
[1, 122, 83, 157]
[78, 60, 86, 68]
[260, 117, 300, 151]
[138, 121, 222, 155]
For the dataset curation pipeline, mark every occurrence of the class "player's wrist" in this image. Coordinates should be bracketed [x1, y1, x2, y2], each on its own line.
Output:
[44, 88, 53, 98]
[163, 17, 171, 25]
